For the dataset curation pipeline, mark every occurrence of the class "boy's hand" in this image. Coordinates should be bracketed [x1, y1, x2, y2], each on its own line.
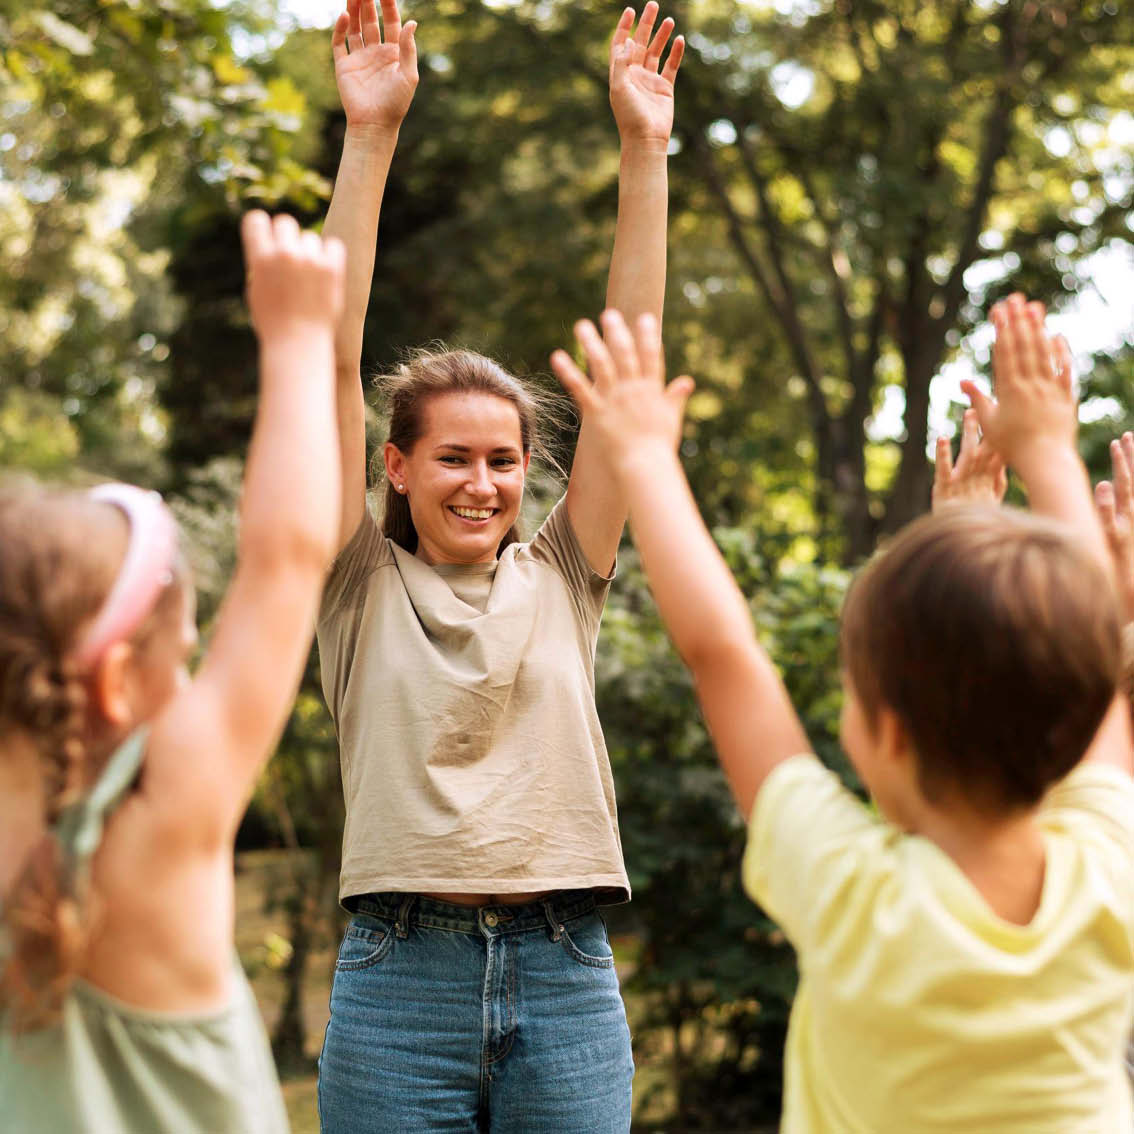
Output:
[332, 0, 418, 132]
[241, 212, 346, 342]
[551, 310, 694, 472]
[609, 3, 685, 149]
[932, 408, 1007, 511]
[1096, 431, 1134, 622]
[961, 293, 1076, 475]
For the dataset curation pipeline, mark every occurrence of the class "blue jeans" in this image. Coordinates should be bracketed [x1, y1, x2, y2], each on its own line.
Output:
[317, 891, 634, 1133]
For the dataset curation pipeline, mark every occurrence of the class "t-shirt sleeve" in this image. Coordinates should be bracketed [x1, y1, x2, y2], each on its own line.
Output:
[317, 508, 391, 724]
[743, 755, 889, 954]
[319, 506, 391, 622]
[1040, 761, 1134, 869]
[526, 495, 614, 635]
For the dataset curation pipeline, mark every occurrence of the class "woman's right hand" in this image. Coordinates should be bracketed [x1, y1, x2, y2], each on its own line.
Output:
[332, 0, 419, 132]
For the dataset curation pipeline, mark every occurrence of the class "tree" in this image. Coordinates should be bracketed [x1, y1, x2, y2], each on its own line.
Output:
[674, 0, 1134, 558]
[1, 0, 326, 480]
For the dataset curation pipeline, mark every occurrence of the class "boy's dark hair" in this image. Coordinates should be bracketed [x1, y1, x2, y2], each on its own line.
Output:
[841, 506, 1121, 816]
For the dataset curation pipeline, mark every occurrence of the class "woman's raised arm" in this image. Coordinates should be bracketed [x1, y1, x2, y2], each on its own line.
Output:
[324, 0, 418, 551]
[567, 3, 684, 575]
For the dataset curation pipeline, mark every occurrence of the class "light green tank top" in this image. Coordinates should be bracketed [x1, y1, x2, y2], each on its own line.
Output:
[0, 731, 290, 1133]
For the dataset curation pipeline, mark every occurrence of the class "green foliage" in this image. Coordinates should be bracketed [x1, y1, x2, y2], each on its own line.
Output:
[1, 0, 327, 480]
[600, 533, 849, 1127]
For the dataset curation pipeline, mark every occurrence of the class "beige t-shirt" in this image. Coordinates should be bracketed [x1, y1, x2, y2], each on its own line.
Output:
[317, 496, 630, 904]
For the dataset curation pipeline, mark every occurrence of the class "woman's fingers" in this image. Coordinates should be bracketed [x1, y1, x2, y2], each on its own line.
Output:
[332, 11, 350, 62]
[660, 35, 685, 84]
[644, 17, 674, 72]
[378, 0, 401, 42]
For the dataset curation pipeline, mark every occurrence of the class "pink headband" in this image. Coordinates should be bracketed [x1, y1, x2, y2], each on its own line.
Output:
[71, 484, 180, 671]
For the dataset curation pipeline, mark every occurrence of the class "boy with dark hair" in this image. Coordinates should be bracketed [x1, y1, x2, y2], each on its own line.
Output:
[551, 294, 1134, 1131]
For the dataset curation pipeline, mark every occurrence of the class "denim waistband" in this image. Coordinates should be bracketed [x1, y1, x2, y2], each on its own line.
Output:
[349, 890, 598, 936]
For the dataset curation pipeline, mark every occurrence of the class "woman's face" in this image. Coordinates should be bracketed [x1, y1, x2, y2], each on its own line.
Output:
[385, 392, 531, 565]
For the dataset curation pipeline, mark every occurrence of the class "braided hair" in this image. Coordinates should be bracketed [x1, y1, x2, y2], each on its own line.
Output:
[0, 480, 183, 1031]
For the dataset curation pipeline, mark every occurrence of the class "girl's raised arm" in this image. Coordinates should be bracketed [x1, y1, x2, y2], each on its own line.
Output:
[145, 213, 346, 842]
[567, 3, 684, 576]
[324, 0, 418, 552]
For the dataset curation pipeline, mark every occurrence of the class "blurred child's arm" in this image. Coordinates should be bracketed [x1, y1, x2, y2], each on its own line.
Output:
[1095, 432, 1134, 624]
[554, 312, 812, 818]
[323, 0, 418, 552]
[567, 4, 684, 577]
[965, 294, 1131, 773]
[932, 408, 1006, 512]
[147, 213, 346, 841]
[963, 295, 1106, 564]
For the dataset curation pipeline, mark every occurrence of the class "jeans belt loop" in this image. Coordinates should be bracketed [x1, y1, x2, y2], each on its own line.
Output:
[541, 897, 563, 942]
[394, 894, 415, 939]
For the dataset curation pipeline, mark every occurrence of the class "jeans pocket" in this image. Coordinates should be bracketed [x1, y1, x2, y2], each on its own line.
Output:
[558, 911, 615, 969]
[335, 914, 395, 972]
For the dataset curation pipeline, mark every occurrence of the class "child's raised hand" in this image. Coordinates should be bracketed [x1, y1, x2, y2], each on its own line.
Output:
[961, 293, 1076, 473]
[932, 408, 1007, 511]
[332, 0, 418, 131]
[551, 310, 694, 470]
[1096, 431, 1134, 622]
[241, 211, 346, 343]
[609, 3, 685, 148]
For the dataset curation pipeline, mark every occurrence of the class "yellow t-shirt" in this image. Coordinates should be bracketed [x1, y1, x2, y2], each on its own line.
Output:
[743, 756, 1134, 1132]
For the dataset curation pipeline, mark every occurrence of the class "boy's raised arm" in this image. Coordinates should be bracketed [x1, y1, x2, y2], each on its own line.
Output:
[554, 312, 811, 818]
[567, 3, 684, 576]
[324, 0, 418, 552]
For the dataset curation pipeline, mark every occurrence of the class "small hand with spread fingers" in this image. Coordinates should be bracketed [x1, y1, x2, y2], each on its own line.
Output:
[332, 0, 418, 130]
[552, 310, 694, 472]
[609, 3, 685, 147]
[932, 408, 1007, 511]
[961, 293, 1076, 475]
[1096, 431, 1134, 622]
[241, 211, 346, 343]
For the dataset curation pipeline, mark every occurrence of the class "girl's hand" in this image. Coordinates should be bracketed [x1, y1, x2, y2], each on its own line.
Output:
[242, 212, 346, 343]
[332, 0, 418, 132]
[932, 408, 1007, 511]
[609, 4, 685, 148]
[552, 309, 694, 472]
[1096, 431, 1134, 622]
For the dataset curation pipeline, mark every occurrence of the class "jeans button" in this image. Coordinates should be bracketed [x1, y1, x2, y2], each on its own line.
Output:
[484, 912, 499, 928]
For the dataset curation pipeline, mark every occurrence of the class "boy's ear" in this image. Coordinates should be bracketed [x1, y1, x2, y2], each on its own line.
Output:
[875, 705, 915, 769]
[92, 641, 137, 728]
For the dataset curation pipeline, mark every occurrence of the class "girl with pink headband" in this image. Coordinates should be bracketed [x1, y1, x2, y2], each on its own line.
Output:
[0, 211, 345, 1132]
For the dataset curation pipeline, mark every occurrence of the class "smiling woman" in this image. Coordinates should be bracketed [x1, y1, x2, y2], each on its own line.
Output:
[377, 349, 555, 565]
[311, 1, 685, 1130]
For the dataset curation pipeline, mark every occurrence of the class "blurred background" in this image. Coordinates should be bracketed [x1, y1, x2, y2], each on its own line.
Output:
[4, 1, 1134, 1128]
